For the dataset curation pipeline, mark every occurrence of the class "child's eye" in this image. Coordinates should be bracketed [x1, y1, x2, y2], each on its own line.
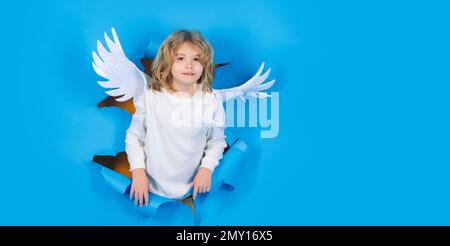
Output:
[177, 57, 184, 61]
[193, 58, 199, 62]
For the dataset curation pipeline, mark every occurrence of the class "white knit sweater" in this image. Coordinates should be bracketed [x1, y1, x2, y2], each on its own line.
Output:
[125, 87, 227, 199]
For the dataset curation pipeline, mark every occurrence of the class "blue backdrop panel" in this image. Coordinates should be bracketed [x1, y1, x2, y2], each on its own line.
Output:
[1, 0, 450, 225]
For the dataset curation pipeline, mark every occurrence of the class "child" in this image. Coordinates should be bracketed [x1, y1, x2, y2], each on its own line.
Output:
[125, 30, 227, 207]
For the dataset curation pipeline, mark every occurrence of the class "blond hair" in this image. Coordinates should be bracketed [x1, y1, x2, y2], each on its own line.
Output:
[150, 30, 214, 93]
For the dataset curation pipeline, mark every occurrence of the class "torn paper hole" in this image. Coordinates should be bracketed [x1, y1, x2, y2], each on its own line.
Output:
[92, 129, 247, 224]
[93, 55, 245, 224]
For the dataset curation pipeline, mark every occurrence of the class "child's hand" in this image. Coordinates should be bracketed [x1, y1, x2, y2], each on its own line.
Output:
[193, 167, 212, 200]
[129, 168, 150, 207]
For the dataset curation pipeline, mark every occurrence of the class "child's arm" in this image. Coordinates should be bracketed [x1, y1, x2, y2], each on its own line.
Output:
[125, 93, 150, 206]
[193, 97, 228, 199]
[199, 126, 227, 173]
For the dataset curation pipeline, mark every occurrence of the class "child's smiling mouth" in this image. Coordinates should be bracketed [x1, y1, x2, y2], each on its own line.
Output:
[182, 72, 195, 76]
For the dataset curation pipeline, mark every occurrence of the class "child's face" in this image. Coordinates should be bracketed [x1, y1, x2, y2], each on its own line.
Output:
[171, 42, 204, 88]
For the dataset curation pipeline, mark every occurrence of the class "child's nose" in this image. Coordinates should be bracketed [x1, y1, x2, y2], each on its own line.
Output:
[185, 60, 193, 68]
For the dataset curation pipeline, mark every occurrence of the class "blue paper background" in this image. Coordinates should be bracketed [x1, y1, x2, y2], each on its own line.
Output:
[1, 0, 450, 225]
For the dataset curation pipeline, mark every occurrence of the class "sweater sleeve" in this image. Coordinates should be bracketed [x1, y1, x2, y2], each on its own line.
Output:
[199, 95, 228, 173]
[125, 92, 147, 171]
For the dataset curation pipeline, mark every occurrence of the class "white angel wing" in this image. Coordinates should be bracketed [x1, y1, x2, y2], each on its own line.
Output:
[92, 27, 148, 102]
[213, 62, 275, 102]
